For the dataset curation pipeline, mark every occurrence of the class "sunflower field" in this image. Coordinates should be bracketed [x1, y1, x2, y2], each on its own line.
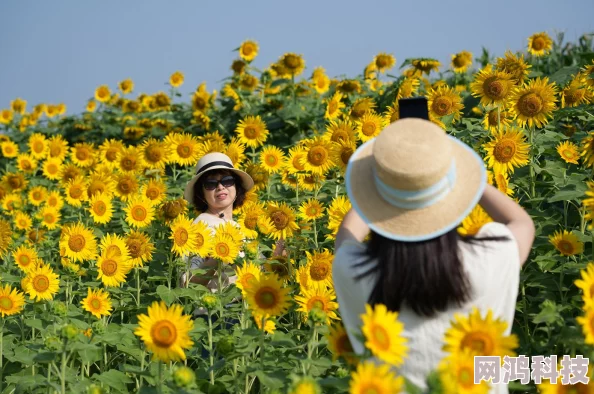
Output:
[0, 31, 594, 393]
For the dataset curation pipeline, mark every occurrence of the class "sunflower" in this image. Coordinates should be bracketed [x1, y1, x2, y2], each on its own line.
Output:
[581, 133, 594, 169]
[494, 171, 514, 196]
[278, 53, 305, 77]
[86, 100, 97, 112]
[438, 348, 490, 394]
[582, 59, 594, 89]
[304, 249, 334, 288]
[37, 206, 61, 230]
[100, 233, 131, 262]
[81, 288, 113, 319]
[470, 67, 514, 107]
[14, 211, 32, 231]
[575, 263, 594, 307]
[2, 172, 28, 192]
[162, 133, 200, 167]
[528, 31, 553, 57]
[96, 253, 132, 287]
[361, 303, 408, 365]
[451, 51, 473, 73]
[86, 193, 113, 225]
[349, 97, 376, 122]
[295, 286, 339, 325]
[556, 141, 580, 165]
[577, 308, 594, 345]
[16, 154, 37, 173]
[265, 202, 300, 241]
[238, 40, 259, 62]
[59, 222, 98, 263]
[0, 109, 13, 125]
[300, 137, 336, 175]
[237, 203, 264, 239]
[169, 215, 200, 257]
[64, 176, 89, 207]
[443, 307, 518, 358]
[13, 244, 39, 273]
[47, 135, 69, 161]
[327, 322, 356, 364]
[311, 67, 330, 94]
[245, 273, 292, 317]
[323, 119, 356, 145]
[427, 86, 464, 125]
[211, 233, 240, 264]
[254, 312, 276, 334]
[298, 198, 325, 222]
[1, 140, 18, 158]
[186, 220, 213, 259]
[42, 158, 64, 181]
[349, 361, 404, 394]
[457, 205, 492, 237]
[235, 261, 261, 296]
[134, 301, 194, 363]
[482, 108, 512, 132]
[496, 51, 531, 83]
[28, 185, 48, 206]
[0, 284, 25, 317]
[117, 146, 146, 174]
[114, 173, 140, 202]
[216, 221, 245, 245]
[561, 74, 593, 108]
[46, 190, 65, 210]
[288, 377, 322, 394]
[326, 196, 351, 239]
[125, 230, 155, 268]
[336, 79, 362, 95]
[95, 85, 111, 102]
[124, 196, 155, 228]
[483, 127, 530, 174]
[1, 193, 22, 213]
[0, 219, 12, 257]
[259, 146, 285, 174]
[11, 98, 27, 114]
[507, 77, 558, 128]
[549, 230, 583, 256]
[356, 111, 385, 142]
[141, 138, 170, 170]
[28, 133, 48, 160]
[159, 198, 188, 223]
[235, 115, 269, 149]
[139, 179, 167, 205]
[371, 53, 394, 74]
[224, 138, 247, 168]
[86, 172, 116, 199]
[25, 264, 60, 301]
[98, 139, 124, 169]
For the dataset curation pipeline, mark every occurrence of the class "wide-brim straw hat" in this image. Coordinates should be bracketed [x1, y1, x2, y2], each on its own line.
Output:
[345, 118, 487, 242]
[184, 152, 254, 204]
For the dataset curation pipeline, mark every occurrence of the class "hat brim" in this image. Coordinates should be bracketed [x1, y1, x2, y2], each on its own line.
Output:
[184, 166, 255, 204]
[345, 135, 487, 242]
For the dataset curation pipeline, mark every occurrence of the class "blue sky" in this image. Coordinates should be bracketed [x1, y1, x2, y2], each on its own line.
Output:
[0, 0, 592, 114]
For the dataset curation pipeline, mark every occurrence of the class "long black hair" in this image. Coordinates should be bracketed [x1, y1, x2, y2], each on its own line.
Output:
[191, 169, 247, 212]
[354, 228, 507, 318]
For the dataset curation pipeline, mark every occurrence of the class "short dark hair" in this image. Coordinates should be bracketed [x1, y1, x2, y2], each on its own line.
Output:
[191, 169, 247, 212]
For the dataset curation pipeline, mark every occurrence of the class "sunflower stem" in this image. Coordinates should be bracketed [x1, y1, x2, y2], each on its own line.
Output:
[0, 320, 3, 393]
[259, 315, 266, 370]
[60, 342, 67, 394]
[313, 218, 319, 249]
[157, 361, 163, 394]
[136, 267, 141, 307]
[207, 311, 215, 385]
[529, 127, 536, 199]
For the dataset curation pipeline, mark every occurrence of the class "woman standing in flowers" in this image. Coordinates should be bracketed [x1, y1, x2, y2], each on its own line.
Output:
[332, 117, 535, 392]
[181, 152, 285, 289]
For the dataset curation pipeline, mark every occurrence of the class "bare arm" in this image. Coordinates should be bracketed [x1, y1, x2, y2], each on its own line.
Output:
[334, 209, 370, 251]
[186, 257, 219, 286]
[479, 184, 535, 266]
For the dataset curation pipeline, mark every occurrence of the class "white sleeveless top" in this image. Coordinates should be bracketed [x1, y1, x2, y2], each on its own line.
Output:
[332, 222, 520, 394]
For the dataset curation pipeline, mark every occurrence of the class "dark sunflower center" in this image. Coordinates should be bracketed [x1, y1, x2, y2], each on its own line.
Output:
[151, 320, 178, 347]
[175, 228, 188, 245]
[485, 77, 508, 99]
[244, 126, 258, 139]
[33, 275, 49, 292]
[76, 149, 90, 161]
[518, 93, 543, 117]
[310, 261, 329, 281]
[461, 332, 494, 354]
[432, 96, 453, 116]
[69, 234, 86, 252]
[101, 259, 118, 276]
[270, 211, 289, 230]
[256, 287, 277, 308]
[493, 140, 517, 163]
[532, 37, 545, 51]
[178, 144, 191, 158]
[132, 206, 147, 221]
[307, 146, 328, 166]
[362, 122, 377, 136]
[0, 296, 13, 309]
[91, 299, 101, 310]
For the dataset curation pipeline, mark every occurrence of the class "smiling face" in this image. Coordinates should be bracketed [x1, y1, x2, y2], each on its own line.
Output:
[201, 170, 237, 211]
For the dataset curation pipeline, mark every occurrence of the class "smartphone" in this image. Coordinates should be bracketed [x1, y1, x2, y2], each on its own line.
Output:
[398, 97, 429, 120]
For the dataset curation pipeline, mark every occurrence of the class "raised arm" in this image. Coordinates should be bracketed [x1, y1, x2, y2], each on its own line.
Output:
[478, 184, 535, 266]
[334, 209, 370, 251]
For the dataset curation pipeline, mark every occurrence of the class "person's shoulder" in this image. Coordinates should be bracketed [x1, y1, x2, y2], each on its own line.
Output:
[194, 213, 219, 227]
[335, 240, 367, 266]
[476, 221, 516, 240]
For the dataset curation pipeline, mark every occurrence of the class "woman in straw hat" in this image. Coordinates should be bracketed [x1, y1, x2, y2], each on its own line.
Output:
[332, 118, 535, 392]
[182, 152, 285, 289]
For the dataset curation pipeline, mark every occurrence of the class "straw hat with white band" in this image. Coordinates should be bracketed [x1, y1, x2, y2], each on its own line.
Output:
[184, 152, 254, 205]
[345, 117, 487, 242]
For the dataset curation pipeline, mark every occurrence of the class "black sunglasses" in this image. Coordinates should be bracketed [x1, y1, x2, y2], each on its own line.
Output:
[202, 175, 236, 191]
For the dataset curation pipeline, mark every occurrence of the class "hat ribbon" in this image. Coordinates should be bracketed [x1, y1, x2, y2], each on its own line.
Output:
[373, 160, 457, 210]
[195, 161, 234, 175]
